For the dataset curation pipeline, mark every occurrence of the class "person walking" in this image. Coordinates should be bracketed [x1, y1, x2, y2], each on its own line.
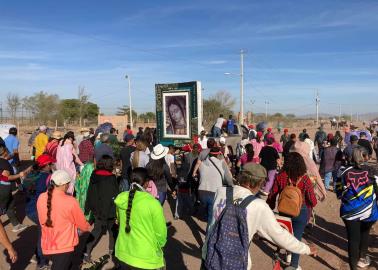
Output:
[78, 131, 95, 164]
[198, 147, 233, 225]
[320, 138, 338, 191]
[146, 144, 173, 205]
[280, 128, 290, 147]
[336, 147, 378, 270]
[259, 137, 281, 195]
[130, 138, 150, 169]
[37, 170, 91, 270]
[84, 155, 119, 263]
[56, 132, 84, 194]
[283, 134, 296, 161]
[23, 154, 55, 269]
[120, 134, 135, 192]
[267, 152, 318, 269]
[204, 165, 317, 269]
[114, 167, 167, 270]
[0, 146, 30, 233]
[251, 132, 264, 163]
[34, 126, 49, 159]
[0, 221, 17, 265]
[358, 132, 373, 159]
[236, 143, 255, 170]
[4, 127, 20, 170]
[45, 131, 62, 160]
[94, 133, 114, 163]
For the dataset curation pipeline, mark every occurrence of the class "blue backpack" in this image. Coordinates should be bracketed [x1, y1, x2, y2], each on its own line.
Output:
[204, 187, 256, 270]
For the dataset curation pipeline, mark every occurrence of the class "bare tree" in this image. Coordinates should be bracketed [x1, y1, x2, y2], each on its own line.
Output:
[6, 93, 21, 123]
[78, 86, 89, 127]
[203, 90, 236, 126]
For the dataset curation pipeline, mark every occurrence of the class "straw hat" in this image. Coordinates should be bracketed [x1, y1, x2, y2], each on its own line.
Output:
[51, 130, 62, 139]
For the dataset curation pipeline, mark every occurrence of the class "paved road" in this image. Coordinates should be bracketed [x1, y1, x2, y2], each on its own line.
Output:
[0, 190, 377, 270]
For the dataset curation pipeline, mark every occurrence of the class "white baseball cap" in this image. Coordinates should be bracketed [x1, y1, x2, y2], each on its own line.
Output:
[39, 125, 47, 131]
[51, 170, 71, 186]
[219, 137, 226, 144]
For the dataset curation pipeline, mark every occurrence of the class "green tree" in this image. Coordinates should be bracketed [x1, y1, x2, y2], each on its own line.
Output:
[23, 91, 60, 124]
[203, 91, 235, 125]
[60, 99, 99, 122]
[117, 105, 138, 122]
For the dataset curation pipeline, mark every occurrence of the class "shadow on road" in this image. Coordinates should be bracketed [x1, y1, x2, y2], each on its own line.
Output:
[165, 226, 201, 270]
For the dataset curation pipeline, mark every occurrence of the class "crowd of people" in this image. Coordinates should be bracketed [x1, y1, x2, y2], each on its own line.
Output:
[0, 119, 376, 270]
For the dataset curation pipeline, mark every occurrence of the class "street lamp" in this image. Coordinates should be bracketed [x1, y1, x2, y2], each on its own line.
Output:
[125, 75, 133, 128]
[224, 49, 245, 125]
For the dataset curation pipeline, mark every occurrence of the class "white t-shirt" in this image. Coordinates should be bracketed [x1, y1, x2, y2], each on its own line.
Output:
[199, 136, 208, 149]
[165, 153, 175, 166]
[203, 186, 310, 268]
[215, 118, 225, 129]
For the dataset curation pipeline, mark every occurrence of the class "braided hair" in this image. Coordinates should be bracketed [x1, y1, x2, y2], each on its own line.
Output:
[245, 144, 254, 162]
[125, 167, 149, 234]
[45, 183, 55, 227]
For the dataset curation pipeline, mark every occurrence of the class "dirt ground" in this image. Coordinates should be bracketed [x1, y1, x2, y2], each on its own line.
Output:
[0, 122, 377, 270]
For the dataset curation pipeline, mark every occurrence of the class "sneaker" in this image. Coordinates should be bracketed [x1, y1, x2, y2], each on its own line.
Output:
[285, 267, 302, 270]
[357, 256, 371, 268]
[12, 224, 27, 233]
[285, 253, 292, 264]
[38, 265, 50, 270]
[30, 255, 38, 264]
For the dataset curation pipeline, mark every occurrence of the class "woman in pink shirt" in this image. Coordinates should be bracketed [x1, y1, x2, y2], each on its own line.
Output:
[37, 170, 91, 270]
[237, 144, 256, 170]
[56, 132, 84, 194]
[251, 132, 264, 163]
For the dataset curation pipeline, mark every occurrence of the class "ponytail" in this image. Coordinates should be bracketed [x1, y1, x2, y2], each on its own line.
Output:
[132, 150, 140, 169]
[125, 188, 136, 233]
[45, 184, 54, 227]
[125, 167, 149, 233]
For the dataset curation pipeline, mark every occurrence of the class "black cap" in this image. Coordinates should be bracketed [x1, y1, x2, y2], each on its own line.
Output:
[350, 135, 358, 142]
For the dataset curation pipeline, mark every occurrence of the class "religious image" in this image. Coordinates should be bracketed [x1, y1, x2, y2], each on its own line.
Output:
[163, 92, 190, 138]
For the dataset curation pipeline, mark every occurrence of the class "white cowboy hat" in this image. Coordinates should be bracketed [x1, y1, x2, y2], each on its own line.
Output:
[151, 144, 169, 160]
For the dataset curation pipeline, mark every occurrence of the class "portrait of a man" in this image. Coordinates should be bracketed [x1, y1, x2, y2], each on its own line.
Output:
[163, 92, 189, 138]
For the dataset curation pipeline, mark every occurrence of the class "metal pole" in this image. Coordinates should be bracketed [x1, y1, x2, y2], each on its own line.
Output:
[240, 49, 244, 124]
[265, 101, 269, 120]
[338, 104, 341, 122]
[315, 90, 320, 125]
[126, 75, 133, 128]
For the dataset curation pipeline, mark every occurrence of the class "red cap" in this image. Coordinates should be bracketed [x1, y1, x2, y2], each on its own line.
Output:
[267, 127, 272, 132]
[257, 131, 263, 138]
[36, 154, 56, 167]
[248, 124, 255, 129]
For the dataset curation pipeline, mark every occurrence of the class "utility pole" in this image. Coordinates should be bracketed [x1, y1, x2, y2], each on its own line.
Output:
[240, 49, 244, 125]
[315, 90, 320, 126]
[265, 101, 269, 120]
[338, 104, 341, 122]
[125, 75, 133, 128]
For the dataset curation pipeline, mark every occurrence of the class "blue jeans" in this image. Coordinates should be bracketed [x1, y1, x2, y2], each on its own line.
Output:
[213, 127, 221, 138]
[158, 191, 167, 206]
[27, 211, 48, 267]
[324, 171, 332, 190]
[198, 191, 215, 226]
[332, 170, 338, 190]
[290, 206, 309, 268]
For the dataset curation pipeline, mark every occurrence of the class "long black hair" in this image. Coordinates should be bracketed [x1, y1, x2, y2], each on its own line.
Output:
[167, 97, 185, 125]
[125, 167, 149, 233]
[245, 144, 254, 162]
[61, 131, 75, 146]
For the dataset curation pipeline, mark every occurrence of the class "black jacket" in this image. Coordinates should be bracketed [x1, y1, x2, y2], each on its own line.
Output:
[85, 170, 119, 220]
[358, 139, 373, 156]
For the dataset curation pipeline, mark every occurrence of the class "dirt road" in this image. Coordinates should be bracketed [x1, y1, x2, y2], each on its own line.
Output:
[0, 189, 377, 270]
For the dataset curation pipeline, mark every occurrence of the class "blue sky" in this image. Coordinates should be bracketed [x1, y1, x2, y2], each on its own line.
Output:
[1, 0, 377, 116]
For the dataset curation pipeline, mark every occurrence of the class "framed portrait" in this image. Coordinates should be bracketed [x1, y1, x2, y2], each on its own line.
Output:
[162, 92, 190, 139]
